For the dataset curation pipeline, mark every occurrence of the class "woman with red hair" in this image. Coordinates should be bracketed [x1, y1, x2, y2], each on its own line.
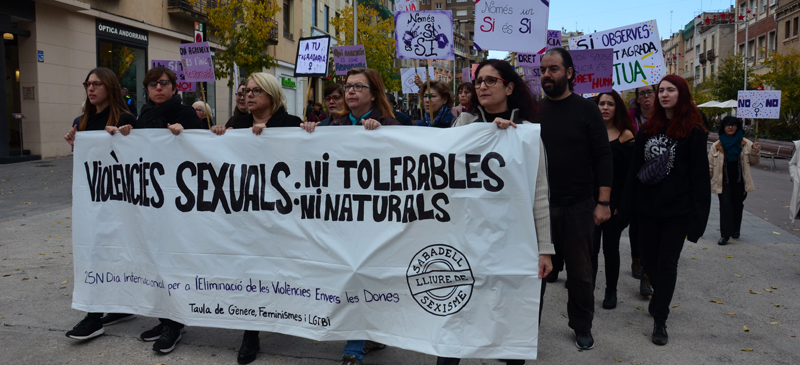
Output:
[622, 75, 710, 346]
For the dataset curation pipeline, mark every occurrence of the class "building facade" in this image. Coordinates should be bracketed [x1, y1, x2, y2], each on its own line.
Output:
[691, 9, 737, 86]
[736, 0, 778, 78]
[776, 0, 800, 53]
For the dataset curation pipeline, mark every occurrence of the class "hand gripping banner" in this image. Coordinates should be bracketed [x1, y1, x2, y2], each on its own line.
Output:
[71, 124, 543, 359]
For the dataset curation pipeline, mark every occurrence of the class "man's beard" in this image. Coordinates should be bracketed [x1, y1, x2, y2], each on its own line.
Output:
[542, 76, 568, 98]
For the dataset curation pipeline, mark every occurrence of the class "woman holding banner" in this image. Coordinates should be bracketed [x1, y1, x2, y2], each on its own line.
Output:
[439, 59, 554, 365]
[413, 80, 455, 128]
[621, 74, 710, 346]
[210, 72, 302, 364]
[590, 91, 635, 310]
[299, 67, 396, 365]
[64, 67, 138, 341]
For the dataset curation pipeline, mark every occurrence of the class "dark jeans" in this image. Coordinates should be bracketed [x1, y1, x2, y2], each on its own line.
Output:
[719, 182, 746, 238]
[638, 215, 687, 323]
[628, 217, 640, 261]
[159, 318, 184, 329]
[591, 214, 622, 292]
[550, 197, 595, 331]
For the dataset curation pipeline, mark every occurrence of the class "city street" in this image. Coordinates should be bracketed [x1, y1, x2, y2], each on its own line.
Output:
[1, 156, 799, 364]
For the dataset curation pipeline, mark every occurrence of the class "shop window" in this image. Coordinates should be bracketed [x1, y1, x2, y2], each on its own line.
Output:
[97, 41, 146, 115]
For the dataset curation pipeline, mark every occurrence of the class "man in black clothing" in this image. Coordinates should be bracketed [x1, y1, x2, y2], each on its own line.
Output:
[538, 48, 613, 350]
[385, 93, 413, 125]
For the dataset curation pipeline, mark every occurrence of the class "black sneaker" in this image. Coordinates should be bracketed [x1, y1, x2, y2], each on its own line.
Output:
[140, 323, 165, 342]
[652, 322, 668, 345]
[640, 274, 653, 297]
[152, 324, 182, 353]
[574, 329, 594, 350]
[341, 354, 362, 365]
[363, 340, 386, 354]
[101, 313, 135, 326]
[66, 316, 105, 340]
[237, 330, 260, 364]
[602, 290, 617, 310]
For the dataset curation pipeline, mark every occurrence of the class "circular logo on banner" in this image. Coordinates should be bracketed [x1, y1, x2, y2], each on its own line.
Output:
[407, 244, 474, 316]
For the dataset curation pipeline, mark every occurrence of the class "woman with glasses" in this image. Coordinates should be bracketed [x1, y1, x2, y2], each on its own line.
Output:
[438, 59, 553, 365]
[299, 68, 396, 365]
[319, 83, 344, 126]
[135, 66, 203, 355]
[209, 72, 302, 364]
[629, 85, 656, 134]
[451, 82, 476, 118]
[64, 67, 138, 341]
[590, 91, 635, 310]
[192, 100, 214, 126]
[413, 80, 455, 128]
[225, 84, 249, 128]
[622, 75, 710, 346]
[138, 66, 203, 134]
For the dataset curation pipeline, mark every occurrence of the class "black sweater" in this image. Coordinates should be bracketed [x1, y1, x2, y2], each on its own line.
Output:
[77, 107, 139, 131]
[138, 95, 204, 130]
[230, 106, 302, 129]
[539, 93, 613, 199]
[623, 123, 711, 242]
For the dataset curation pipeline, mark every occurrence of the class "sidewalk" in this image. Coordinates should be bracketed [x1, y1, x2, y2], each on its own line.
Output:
[1, 157, 799, 364]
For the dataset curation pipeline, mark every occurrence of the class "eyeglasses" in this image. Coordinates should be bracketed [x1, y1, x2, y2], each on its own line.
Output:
[245, 87, 263, 96]
[83, 81, 105, 89]
[425, 94, 440, 99]
[344, 84, 369, 92]
[147, 80, 172, 88]
[325, 95, 342, 102]
[474, 76, 508, 87]
[639, 90, 655, 97]
[236, 92, 245, 98]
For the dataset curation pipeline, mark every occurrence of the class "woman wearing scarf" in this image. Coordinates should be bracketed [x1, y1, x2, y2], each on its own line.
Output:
[708, 117, 761, 245]
[412, 79, 455, 128]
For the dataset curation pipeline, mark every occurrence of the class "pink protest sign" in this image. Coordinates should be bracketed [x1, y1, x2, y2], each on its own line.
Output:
[461, 67, 471, 82]
[332, 45, 367, 76]
[151, 59, 195, 92]
[179, 42, 215, 82]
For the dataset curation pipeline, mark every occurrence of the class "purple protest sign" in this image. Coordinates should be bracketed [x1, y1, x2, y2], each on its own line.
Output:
[546, 29, 562, 50]
[332, 45, 367, 76]
[571, 49, 614, 94]
[151, 59, 195, 92]
[394, 11, 454, 60]
[179, 42, 215, 82]
[461, 67, 471, 82]
[522, 67, 541, 96]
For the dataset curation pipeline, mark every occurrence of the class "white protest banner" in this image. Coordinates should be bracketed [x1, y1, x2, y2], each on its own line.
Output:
[400, 67, 435, 94]
[179, 42, 215, 82]
[473, 0, 549, 53]
[295, 35, 331, 77]
[569, 20, 665, 91]
[71, 125, 543, 359]
[395, 0, 418, 12]
[332, 45, 367, 76]
[737, 90, 782, 119]
[395, 11, 454, 60]
[151, 59, 195, 92]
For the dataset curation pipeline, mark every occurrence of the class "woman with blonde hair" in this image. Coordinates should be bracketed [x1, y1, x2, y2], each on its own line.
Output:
[192, 100, 214, 127]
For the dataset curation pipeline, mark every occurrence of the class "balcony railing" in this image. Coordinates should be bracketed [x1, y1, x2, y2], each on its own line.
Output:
[699, 52, 707, 64]
[264, 17, 279, 45]
[706, 49, 715, 62]
[167, 0, 221, 21]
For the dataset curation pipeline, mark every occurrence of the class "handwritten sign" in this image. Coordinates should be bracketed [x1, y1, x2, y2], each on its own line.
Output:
[332, 45, 367, 76]
[400, 67, 435, 94]
[294, 35, 331, 77]
[546, 29, 561, 50]
[569, 20, 665, 91]
[737, 90, 782, 119]
[72, 125, 545, 359]
[473, 0, 550, 53]
[461, 67, 472, 83]
[179, 42, 215, 82]
[395, 11, 454, 60]
[395, 0, 418, 12]
[570, 49, 614, 94]
[151, 59, 195, 92]
[522, 67, 541, 96]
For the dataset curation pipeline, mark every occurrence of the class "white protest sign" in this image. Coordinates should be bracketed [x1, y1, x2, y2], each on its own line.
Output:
[395, 11, 454, 60]
[295, 35, 331, 77]
[737, 90, 782, 119]
[569, 20, 665, 91]
[473, 0, 550, 53]
[395, 0, 418, 12]
[400, 67, 435, 94]
[71, 125, 544, 359]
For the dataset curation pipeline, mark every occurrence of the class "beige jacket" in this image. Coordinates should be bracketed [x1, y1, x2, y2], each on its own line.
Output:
[708, 139, 760, 194]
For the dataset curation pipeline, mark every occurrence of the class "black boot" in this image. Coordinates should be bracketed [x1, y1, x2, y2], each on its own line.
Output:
[631, 258, 643, 279]
[652, 321, 668, 345]
[640, 274, 653, 297]
[602, 288, 617, 309]
[237, 330, 260, 364]
[718, 237, 730, 245]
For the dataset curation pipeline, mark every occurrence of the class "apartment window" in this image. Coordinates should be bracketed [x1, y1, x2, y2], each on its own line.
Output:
[312, 0, 317, 27]
[787, 21, 792, 39]
[695, 66, 700, 79]
[711, 64, 714, 75]
[457, 0, 467, 2]
[748, 39, 756, 59]
[456, 9, 467, 16]
[435, 3, 442, 9]
[283, 0, 292, 38]
[702, 39, 706, 53]
[711, 34, 715, 48]
[447, 0, 451, 3]
[761, 0, 766, 12]
[795, 17, 799, 36]
[758, 35, 766, 59]
[702, 66, 706, 80]
[768, 31, 775, 53]
[324, 5, 329, 33]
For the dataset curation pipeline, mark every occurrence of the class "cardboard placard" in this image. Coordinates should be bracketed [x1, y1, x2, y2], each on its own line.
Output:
[737, 90, 782, 119]
[473, 0, 550, 53]
[332, 45, 367, 76]
[395, 11, 454, 60]
[294, 35, 331, 77]
[179, 42, 215, 82]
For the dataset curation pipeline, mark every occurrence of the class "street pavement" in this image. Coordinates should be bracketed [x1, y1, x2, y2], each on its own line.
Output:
[1, 156, 799, 364]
